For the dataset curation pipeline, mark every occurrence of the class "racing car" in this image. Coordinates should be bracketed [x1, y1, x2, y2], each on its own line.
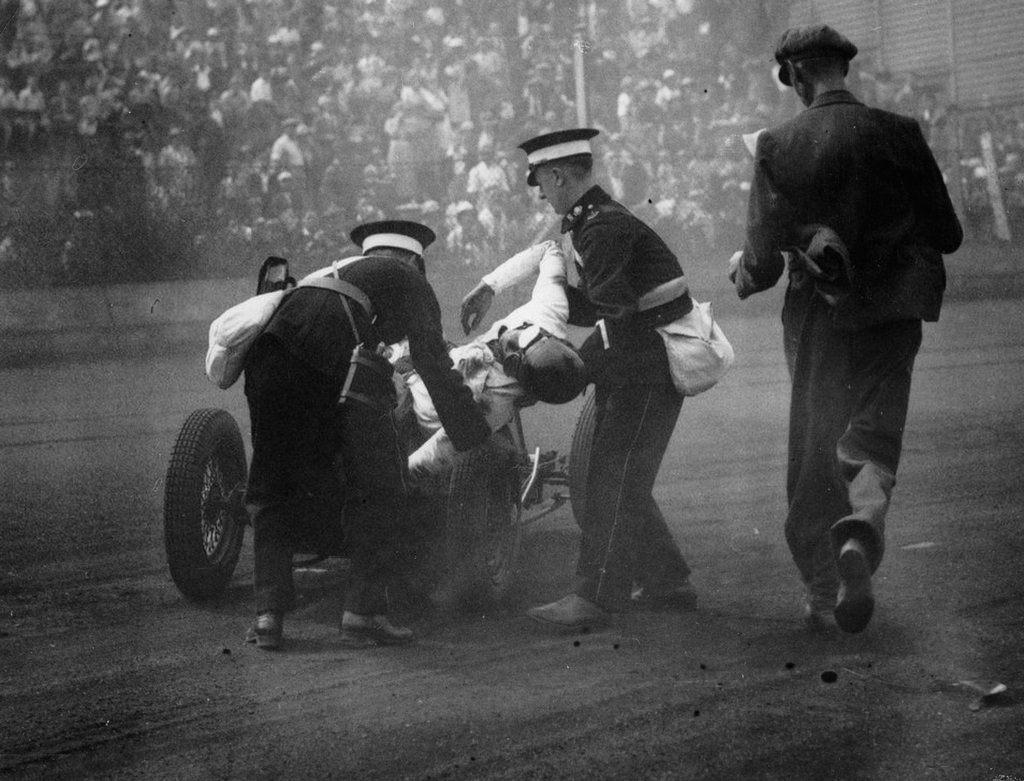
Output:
[161, 392, 598, 608]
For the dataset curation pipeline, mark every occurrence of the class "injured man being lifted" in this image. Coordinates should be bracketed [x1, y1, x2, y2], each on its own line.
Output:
[400, 240, 586, 480]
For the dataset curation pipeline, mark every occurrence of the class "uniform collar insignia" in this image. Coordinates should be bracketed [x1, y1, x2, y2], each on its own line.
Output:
[560, 186, 608, 233]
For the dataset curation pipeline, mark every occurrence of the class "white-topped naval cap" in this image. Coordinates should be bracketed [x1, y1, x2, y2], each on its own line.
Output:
[349, 220, 436, 256]
[518, 128, 600, 185]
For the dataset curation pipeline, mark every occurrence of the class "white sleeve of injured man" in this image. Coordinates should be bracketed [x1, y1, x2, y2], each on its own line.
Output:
[481, 241, 558, 294]
[479, 243, 569, 341]
[407, 351, 522, 478]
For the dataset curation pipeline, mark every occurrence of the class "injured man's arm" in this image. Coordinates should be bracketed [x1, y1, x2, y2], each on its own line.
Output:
[405, 339, 522, 480]
[462, 239, 570, 340]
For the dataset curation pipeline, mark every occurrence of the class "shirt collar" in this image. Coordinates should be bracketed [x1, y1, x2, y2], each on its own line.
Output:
[560, 185, 611, 234]
[808, 89, 862, 110]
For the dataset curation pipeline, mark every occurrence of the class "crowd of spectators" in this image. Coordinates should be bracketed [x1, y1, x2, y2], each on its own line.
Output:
[0, 0, 1020, 288]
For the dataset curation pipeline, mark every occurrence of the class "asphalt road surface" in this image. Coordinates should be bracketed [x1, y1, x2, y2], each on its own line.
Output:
[1, 293, 1022, 781]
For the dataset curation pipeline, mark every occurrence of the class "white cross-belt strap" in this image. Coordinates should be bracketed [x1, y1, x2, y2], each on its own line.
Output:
[297, 275, 373, 319]
[296, 276, 371, 343]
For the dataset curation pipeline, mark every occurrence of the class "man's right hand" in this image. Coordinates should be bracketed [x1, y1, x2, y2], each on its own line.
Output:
[460, 281, 495, 334]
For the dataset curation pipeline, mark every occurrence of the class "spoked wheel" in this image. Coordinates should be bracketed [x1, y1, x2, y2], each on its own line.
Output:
[164, 408, 248, 601]
[440, 431, 523, 608]
[568, 390, 597, 528]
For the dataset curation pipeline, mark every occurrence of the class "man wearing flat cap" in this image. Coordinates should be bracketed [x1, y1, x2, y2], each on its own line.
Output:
[243, 219, 490, 650]
[729, 24, 963, 633]
[493, 127, 698, 628]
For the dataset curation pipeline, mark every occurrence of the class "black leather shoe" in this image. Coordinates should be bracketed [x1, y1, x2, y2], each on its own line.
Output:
[834, 539, 874, 633]
[245, 612, 283, 650]
[631, 579, 698, 612]
[339, 613, 415, 647]
[526, 594, 609, 630]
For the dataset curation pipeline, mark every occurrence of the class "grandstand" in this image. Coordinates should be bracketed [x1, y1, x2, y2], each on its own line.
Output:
[0, 0, 1020, 289]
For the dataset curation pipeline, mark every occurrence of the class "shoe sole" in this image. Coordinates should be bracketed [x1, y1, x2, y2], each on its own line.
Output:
[834, 547, 874, 633]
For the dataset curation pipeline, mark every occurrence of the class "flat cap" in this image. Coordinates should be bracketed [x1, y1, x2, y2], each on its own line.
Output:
[350, 220, 436, 256]
[518, 128, 599, 186]
[774, 24, 858, 86]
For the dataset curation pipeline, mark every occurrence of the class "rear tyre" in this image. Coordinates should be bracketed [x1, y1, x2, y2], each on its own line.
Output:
[568, 390, 597, 528]
[440, 433, 522, 609]
[164, 408, 248, 601]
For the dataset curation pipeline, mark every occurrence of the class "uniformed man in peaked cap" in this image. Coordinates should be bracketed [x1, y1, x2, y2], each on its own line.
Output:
[519, 128, 600, 187]
[497, 127, 699, 628]
[243, 219, 490, 649]
[730, 24, 962, 633]
[350, 219, 436, 272]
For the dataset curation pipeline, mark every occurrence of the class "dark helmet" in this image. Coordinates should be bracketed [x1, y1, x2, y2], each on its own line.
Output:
[499, 324, 587, 404]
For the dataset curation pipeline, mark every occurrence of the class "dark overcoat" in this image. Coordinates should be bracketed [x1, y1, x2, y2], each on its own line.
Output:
[736, 90, 963, 329]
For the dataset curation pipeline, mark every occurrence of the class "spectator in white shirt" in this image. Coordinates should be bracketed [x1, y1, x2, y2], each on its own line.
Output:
[269, 118, 305, 172]
[465, 141, 510, 237]
[249, 73, 273, 104]
[15, 75, 45, 148]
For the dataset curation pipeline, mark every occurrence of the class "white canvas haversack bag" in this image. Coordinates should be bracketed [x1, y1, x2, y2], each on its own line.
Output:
[205, 289, 287, 390]
[655, 300, 735, 396]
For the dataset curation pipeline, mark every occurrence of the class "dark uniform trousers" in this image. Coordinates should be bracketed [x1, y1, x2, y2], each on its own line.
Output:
[244, 335, 410, 617]
[782, 282, 922, 594]
[561, 186, 695, 611]
[574, 381, 691, 609]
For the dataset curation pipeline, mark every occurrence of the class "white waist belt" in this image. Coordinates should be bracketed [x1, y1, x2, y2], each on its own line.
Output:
[638, 277, 689, 312]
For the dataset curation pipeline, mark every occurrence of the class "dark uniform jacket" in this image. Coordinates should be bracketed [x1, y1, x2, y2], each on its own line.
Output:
[263, 256, 489, 451]
[561, 186, 693, 385]
[736, 90, 963, 330]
